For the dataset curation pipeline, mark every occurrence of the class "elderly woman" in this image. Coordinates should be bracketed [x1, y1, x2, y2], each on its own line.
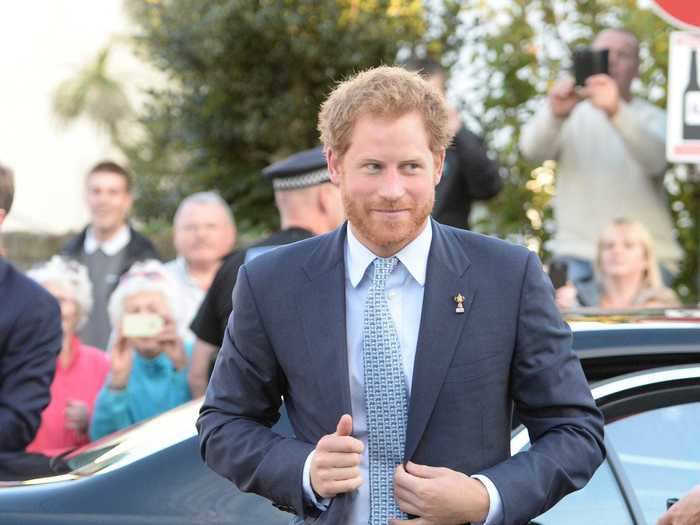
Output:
[90, 260, 192, 440]
[26, 257, 109, 455]
[556, 219, 680, 310]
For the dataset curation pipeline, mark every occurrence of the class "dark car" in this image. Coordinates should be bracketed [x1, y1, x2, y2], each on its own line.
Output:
[1, 313, 698, 524]
[0, 401, 291, 524]
[565, 309, 700, 382]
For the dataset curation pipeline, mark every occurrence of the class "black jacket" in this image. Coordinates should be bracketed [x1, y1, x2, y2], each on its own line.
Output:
[60, 225, 161, 293]
[0, 258, 62, 452]
[432, 125, 503, 230]
[190, 227, 313, 347]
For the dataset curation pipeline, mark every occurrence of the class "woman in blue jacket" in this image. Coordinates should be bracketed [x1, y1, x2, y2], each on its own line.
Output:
[90, 260, 192, 440]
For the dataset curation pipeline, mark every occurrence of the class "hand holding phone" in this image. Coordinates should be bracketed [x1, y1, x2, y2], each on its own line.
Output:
[573, 47, 609, 86]
[583, 74, 621, 117]
[548, 260, 569, 289]
[549, 77, 579, 118]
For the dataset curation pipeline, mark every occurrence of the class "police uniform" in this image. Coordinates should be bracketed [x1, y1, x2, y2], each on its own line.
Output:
[190, 147, 330, 347]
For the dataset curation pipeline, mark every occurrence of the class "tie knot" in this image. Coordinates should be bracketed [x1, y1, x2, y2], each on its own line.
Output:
[372, 257, 398, 285]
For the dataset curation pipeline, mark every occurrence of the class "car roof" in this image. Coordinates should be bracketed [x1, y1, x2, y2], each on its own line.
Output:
[566, 308, 700, 328]
[566, 313, 700, 382]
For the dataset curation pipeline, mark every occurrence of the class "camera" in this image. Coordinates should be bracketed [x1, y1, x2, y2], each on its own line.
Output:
[122, 313, 164, 338]
[573, 47, 609, 86]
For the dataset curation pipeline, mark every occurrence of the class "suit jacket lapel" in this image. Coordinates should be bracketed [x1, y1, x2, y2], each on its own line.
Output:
[299, 224, 352, 431]
[405, 221, 474, 460]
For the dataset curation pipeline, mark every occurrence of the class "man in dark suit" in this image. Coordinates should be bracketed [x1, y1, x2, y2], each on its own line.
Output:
[198, 67, 605, 525]
[0, 163, 62, 471]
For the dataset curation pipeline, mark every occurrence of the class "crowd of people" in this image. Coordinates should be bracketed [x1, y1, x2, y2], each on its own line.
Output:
[0, 26, 695, 524]
[0, 145, 350, 474]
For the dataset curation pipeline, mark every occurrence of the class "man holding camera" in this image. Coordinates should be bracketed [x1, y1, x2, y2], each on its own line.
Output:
[520, 28, 681, 285]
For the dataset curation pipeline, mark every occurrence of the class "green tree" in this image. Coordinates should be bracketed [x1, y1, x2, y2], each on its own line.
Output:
[123, 0, 462, 231]
[52, 46, 134, 148]
[455, 0, 699, 302]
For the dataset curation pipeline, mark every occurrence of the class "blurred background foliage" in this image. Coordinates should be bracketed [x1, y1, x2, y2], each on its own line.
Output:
[52, 0, 698, 302]
[121, 0, 463, 233]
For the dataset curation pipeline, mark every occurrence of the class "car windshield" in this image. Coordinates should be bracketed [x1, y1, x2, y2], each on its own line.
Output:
[51, 398, 202, 479]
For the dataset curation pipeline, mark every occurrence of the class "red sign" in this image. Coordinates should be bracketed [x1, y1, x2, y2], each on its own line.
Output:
[651, 0, 700, 30]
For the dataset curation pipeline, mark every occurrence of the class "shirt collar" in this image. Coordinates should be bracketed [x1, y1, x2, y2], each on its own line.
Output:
[84, 224, 131, 255]
[345, 219, 432, 288]
[175, 256, 200, 288]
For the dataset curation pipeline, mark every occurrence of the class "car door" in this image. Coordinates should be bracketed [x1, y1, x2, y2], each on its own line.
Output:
[604, 399, 700, 523]
[514, 365, 700, 525]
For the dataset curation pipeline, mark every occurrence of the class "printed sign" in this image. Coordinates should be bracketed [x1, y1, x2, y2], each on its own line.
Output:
[666, 31, 700, 163]
[651, 0, 700, 30]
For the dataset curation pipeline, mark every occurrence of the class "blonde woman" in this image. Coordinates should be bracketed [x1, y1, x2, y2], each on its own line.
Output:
[556, 219, 680, 309]
[90, 260, 192, 440]
[26, 257, 109, 455]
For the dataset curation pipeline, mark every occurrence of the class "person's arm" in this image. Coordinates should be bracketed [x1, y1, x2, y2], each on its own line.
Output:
[197, 266, 316, 517]
[519, 78, 577, 164]
[581, 74, 667, 176]
[478, 250, 605, 524]
[89, 333, 134, 440]
[391, 462, 494, 524]
[454, 127, 503, 201]
[658, 486, 700, 525]
[0, 294, 61, 451]
[188, 338, 219, 397]
[519, 103, 566, 164]
[611, 100, 667, 175]
[163, 336, 193, 403]
[89, 382, 133, 441]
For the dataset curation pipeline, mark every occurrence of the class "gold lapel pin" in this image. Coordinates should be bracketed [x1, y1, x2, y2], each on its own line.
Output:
[453, 293, 465, 314]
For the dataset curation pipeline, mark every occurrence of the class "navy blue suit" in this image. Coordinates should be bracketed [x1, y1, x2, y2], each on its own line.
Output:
[198, 222, 605, 524]
[0, 258, 62, 452]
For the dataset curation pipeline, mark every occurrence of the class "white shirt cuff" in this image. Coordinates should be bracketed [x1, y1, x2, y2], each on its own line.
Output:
[472, 474, 503, 525]
[302, 450, 330, 511]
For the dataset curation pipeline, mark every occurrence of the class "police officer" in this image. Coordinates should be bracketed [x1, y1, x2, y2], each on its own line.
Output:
[188, 147, 345, 396]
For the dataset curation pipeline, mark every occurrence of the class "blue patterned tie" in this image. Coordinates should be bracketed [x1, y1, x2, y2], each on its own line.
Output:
[363, 257, 408, 524]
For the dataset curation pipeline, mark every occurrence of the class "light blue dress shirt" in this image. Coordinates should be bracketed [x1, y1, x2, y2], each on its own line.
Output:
[302, 220, 503, 524]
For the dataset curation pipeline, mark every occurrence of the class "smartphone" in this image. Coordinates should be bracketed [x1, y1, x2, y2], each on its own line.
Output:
[122, 313, 164, 338]
[548, 260, 569, 289]
[573, 47, 609, 86]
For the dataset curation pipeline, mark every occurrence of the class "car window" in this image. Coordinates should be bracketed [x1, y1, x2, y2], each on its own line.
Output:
[606, 401, 700, 524]
[530, 460, 633, 525]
